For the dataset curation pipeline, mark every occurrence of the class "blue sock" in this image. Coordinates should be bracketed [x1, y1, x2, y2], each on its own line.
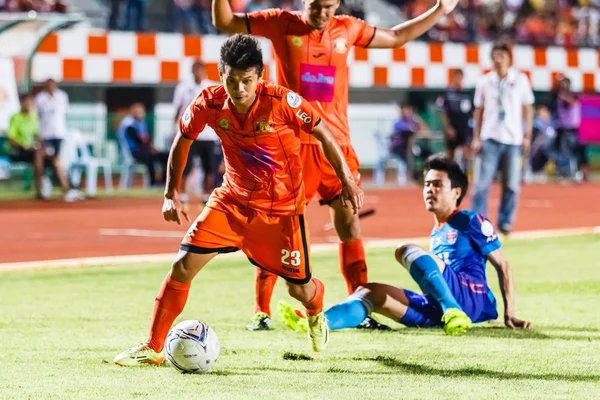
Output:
[399, 307, 427, 327]
[324, 296, 370, 330]
[408, 254, 462, 313]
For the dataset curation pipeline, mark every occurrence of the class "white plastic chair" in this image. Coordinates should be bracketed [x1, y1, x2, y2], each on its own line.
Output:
[117, 133, 149, 190]
[68, 130, 113, 197]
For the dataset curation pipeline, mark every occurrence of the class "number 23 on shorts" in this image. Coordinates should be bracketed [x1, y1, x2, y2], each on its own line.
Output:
[281, 249, 301, 266]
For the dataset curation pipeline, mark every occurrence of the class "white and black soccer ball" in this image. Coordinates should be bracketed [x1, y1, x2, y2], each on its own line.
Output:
[165, 320, 220, 373]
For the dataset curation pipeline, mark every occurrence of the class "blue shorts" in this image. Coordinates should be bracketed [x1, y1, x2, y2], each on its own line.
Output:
[402, 266, 498, 328]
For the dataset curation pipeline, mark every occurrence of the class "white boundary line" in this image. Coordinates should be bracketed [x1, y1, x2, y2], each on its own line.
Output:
[1, 226, 598, 272]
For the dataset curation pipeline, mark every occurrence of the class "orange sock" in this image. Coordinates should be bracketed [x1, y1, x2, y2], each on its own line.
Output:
[147, 275, 191, 352]
[303, 278, 325, 317]
[255, 267, 278, 316]
[339, 239, 368, 295]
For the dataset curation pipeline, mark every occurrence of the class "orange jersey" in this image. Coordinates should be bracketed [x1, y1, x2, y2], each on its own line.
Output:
[179, 81, 320, 216]
[247, 9, 376, 146]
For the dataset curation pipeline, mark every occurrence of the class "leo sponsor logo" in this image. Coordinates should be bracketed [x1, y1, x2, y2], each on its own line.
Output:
[219, 118, 229, 130]
[296, 109, 312, 124]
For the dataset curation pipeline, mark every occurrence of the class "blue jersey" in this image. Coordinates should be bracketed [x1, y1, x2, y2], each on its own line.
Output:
[430, 210, 501, 282]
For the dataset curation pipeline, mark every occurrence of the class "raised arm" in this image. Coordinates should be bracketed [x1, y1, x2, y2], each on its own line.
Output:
[487, 249, 531, 329]
[368, 0, 459, 48]
[212, 0, 249, 34]
[311, 122, 364, 214]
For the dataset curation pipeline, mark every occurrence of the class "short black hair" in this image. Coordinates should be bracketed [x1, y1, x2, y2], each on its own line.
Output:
[452, 68, 464, 77]
[423, 153, 469, 206]
[219, 34, 264, 77]
[491, 41, 512, 60]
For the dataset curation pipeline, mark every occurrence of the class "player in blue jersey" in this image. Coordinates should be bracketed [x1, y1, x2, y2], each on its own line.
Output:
[279, 154, 531, 335]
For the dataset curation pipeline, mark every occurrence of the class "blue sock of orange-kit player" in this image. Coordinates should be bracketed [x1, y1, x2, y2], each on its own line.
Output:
[147, 275, 191, 352]
[339, 239, 368, 295]
[408, 254, 461, 312]
[324, 294, 371, 330]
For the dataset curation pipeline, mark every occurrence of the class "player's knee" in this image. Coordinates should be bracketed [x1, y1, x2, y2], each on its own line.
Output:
[355, 283, 385, 310]
[395, 243, 420, 270]
[170, 253, 199, 283]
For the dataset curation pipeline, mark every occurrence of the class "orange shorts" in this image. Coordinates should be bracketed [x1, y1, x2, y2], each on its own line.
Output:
[180, 194, 312, 284]
[301, 143, 361, 205]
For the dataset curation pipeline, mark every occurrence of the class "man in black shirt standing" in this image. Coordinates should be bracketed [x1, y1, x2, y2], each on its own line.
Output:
[438, 69, 473, 171]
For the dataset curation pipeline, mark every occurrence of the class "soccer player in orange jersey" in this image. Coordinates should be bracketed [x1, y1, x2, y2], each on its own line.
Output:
[213, 0, 460, 331]
[113, 34, 363, 366]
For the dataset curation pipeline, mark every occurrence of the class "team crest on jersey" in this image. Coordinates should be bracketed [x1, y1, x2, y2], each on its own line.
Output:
[291, 36, 303, 47]
[255, 119, 274, 133]
[446, 229, 457, 245]
[219, 118, 229, 130]
[333, 38, 347, 53]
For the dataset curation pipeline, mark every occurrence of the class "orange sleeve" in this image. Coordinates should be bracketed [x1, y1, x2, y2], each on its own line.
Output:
[347, 16, 376, 48]
[246, 8, 284, 39]
[179, 96, 209, 140]
[280, 90, 321, 134]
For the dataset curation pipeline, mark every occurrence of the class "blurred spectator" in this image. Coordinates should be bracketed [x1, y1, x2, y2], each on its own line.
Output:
[191, 0, 216, 34]
[374, 102, 428, 186]
[527, 104, 556, 181]
[108, 0, 123, 30]
[6, 93, 44, 198]
[279, 0, 295, 11]
[172, 0, 195, 33]
[437, 69, 473, 171]
[246, 0, 271, 13]
[124, 0, 146, 31]
[118, 103, 169, 186]
[35, 79, 82, 201]
[548, 76, 588, 180]
[471, 42, 534, 236]
[172, 59, 220, 204]
[1, 0, 68, 12]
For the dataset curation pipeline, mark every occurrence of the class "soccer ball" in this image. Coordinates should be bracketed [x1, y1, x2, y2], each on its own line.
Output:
[165, 320, 220, 373]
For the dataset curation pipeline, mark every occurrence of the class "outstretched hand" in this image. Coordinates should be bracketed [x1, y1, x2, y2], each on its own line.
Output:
[339, 180, 364, 215]
[162, 192, 191, 225]
[505, 315, 532, 329]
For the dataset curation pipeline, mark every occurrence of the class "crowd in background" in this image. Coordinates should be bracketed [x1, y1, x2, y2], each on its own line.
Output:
[102, 0, 600, 47]
[396, 0, 599, 47]
[375, 70, 588, 189]
[3, 0, 595, 48]
[0, 0, 68, 12]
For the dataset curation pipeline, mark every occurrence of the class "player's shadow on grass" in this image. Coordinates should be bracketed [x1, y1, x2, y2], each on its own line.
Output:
[362, 356, 600, 382]
[390, 326, 599, 341]
[467, 326, 599, 341]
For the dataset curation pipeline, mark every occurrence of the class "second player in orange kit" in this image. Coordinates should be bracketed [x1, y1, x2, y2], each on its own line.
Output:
[213, 0, 460, 330]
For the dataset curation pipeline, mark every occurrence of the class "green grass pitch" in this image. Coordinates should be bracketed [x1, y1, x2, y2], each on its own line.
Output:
[1, 235, 599, 399]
